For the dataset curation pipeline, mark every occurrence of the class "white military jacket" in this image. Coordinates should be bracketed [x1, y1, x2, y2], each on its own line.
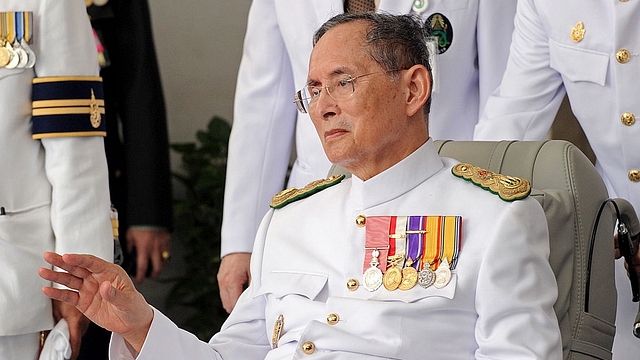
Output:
[221, 0, 518, 257]
[0, 0, 112, 336]
[112, 141, 561, 359]
[473, 1, 640, 357]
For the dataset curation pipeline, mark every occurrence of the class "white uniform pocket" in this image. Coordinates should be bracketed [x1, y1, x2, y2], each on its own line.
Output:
[549, 39, 608, 86]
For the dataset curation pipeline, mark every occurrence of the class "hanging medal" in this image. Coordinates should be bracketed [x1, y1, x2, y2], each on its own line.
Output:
[21, 12, 35, 68]
[363, 248, 383, 292]
[383, 216, 407, 291]
[0, 13, 11, 67]
[0, 13, 17, 68]
[434, 258, 452, 289]
[398, 216, 425, 291]
[421, 216, 462, 288]
[12, 12, 28, 68]
[363, 216, 391, 292]
[3, 12, 19, 69]
[363, 215, 462, 292]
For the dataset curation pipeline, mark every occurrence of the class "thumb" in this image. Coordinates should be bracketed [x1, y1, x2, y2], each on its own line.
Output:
[100, 281, 120, 305]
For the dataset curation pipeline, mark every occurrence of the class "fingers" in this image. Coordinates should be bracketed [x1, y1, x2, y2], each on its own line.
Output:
[43, 252, 107, 278]
[39, 267, 85, 291]
[221, 283, 244, 313]
[135, 253, 150, 283]
[217, 253, 251, 313]
[127, 229, 171, 282]
[41, 284, 80, 306]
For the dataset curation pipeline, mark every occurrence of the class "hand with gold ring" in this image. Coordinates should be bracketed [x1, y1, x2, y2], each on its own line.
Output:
[126, 228, 171, 283]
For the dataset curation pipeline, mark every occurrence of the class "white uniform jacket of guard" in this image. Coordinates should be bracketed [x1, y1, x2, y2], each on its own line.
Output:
[112, 140, 562, 359]
[473, 1, 640, 357]
[0, 0, 112, 336]
[221, 0, 518, 257]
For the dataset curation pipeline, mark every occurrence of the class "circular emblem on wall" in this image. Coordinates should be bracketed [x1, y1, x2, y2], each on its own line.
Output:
[425, 13, 453, 54]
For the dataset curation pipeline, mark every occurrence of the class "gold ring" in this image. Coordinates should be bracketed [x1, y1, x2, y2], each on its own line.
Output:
[161, 251, 170, 260]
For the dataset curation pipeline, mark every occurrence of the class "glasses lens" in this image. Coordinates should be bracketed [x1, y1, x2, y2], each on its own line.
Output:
[294, 89, 309, 114]
[329, 75, 355, 101]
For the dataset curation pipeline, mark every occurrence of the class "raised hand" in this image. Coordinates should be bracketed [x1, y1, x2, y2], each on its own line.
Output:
[39, 252, 154, 352]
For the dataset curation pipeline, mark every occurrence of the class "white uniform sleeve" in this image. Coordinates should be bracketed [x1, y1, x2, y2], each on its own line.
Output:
[474, 0, 565, 141]
[37, 0, 112, 261]
[476, 0, 517, 116]
[475, 198, 562, 359]
[221, 0, 298, 256]
[111, 211, 276, 359]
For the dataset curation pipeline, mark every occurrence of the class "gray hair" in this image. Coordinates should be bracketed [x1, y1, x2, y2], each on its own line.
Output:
[313, 12, 433, 115]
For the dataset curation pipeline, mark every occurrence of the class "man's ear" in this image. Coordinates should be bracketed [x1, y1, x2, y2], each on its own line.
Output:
[404, 64, 431, 117]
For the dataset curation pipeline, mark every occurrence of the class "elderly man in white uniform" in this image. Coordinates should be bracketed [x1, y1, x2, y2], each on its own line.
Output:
[219, 0, 519, 313]
[0, 0, 113, 359]
[473, 0, 640, 357]
[40, 13, 561, 360]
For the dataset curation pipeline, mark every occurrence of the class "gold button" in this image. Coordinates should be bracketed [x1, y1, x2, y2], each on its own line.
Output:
[301, 341, 315, 354]
[629, 169, 640, 182]
[355, 215, 366, 227]
[616, 49, 631, 64]
[326, 313, 340, 325]
[620, 0, 629, 2]
[621, 112, 636, 126]
[347, 278, 359, 291]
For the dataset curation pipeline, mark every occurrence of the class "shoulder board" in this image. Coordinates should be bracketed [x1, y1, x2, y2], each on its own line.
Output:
[270, 174, 346, 209]
[451, 163, 531, 202]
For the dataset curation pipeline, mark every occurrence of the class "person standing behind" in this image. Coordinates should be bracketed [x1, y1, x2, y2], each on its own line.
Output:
[0, 1, 113, 359]
[219, 0, 518, 313]
[473, 0, 640, 358]
[78, 0, 173, 359]
[87, 0, 172, 283]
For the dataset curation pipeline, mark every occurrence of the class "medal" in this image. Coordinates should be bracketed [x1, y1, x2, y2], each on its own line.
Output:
[434, 258, 452, 289]
[3, 42, 18, 69]
[21, 38, 35, 68]
[383, 266, 402, 291]
[21, 12, 35, 68]
[13, 13, 28, 68]
[2, 12, 19, 69]
[418, 266, 436, 288]
[383, 217, 408, 291]
[398, 263, 418, 291]
[383, 256, 403, 291]
[14, 42, 27, 68]
[363, 248, 383, 292]
[0, 46, 10, 67]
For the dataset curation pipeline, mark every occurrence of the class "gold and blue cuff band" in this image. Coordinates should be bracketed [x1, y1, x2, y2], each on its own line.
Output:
[31, 76, 106, 139]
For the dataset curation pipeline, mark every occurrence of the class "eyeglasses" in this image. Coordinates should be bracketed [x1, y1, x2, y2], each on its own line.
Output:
[293, 69, 404, 114]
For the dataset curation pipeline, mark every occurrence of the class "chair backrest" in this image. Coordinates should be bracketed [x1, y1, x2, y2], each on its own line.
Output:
[328, 140, 617, 359]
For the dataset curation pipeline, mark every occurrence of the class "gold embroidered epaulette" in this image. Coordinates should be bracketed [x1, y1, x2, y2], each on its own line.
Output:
[451, 163, 531, 201]
[270, 174, 346, 209]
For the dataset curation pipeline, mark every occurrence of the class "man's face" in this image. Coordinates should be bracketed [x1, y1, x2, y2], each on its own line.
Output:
[307, 21, 417, 179]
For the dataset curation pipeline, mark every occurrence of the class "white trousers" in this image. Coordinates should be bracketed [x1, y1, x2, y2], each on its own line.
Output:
[0, 332, 39, 360]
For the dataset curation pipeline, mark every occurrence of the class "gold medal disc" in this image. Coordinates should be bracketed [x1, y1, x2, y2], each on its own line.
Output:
[0, 47, 10, 67]
[383, 267, 402, 291]
[398, 267, 418, 290]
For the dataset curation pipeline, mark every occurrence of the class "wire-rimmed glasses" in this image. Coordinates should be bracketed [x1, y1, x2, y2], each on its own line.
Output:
[293, 69, 404, 114]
